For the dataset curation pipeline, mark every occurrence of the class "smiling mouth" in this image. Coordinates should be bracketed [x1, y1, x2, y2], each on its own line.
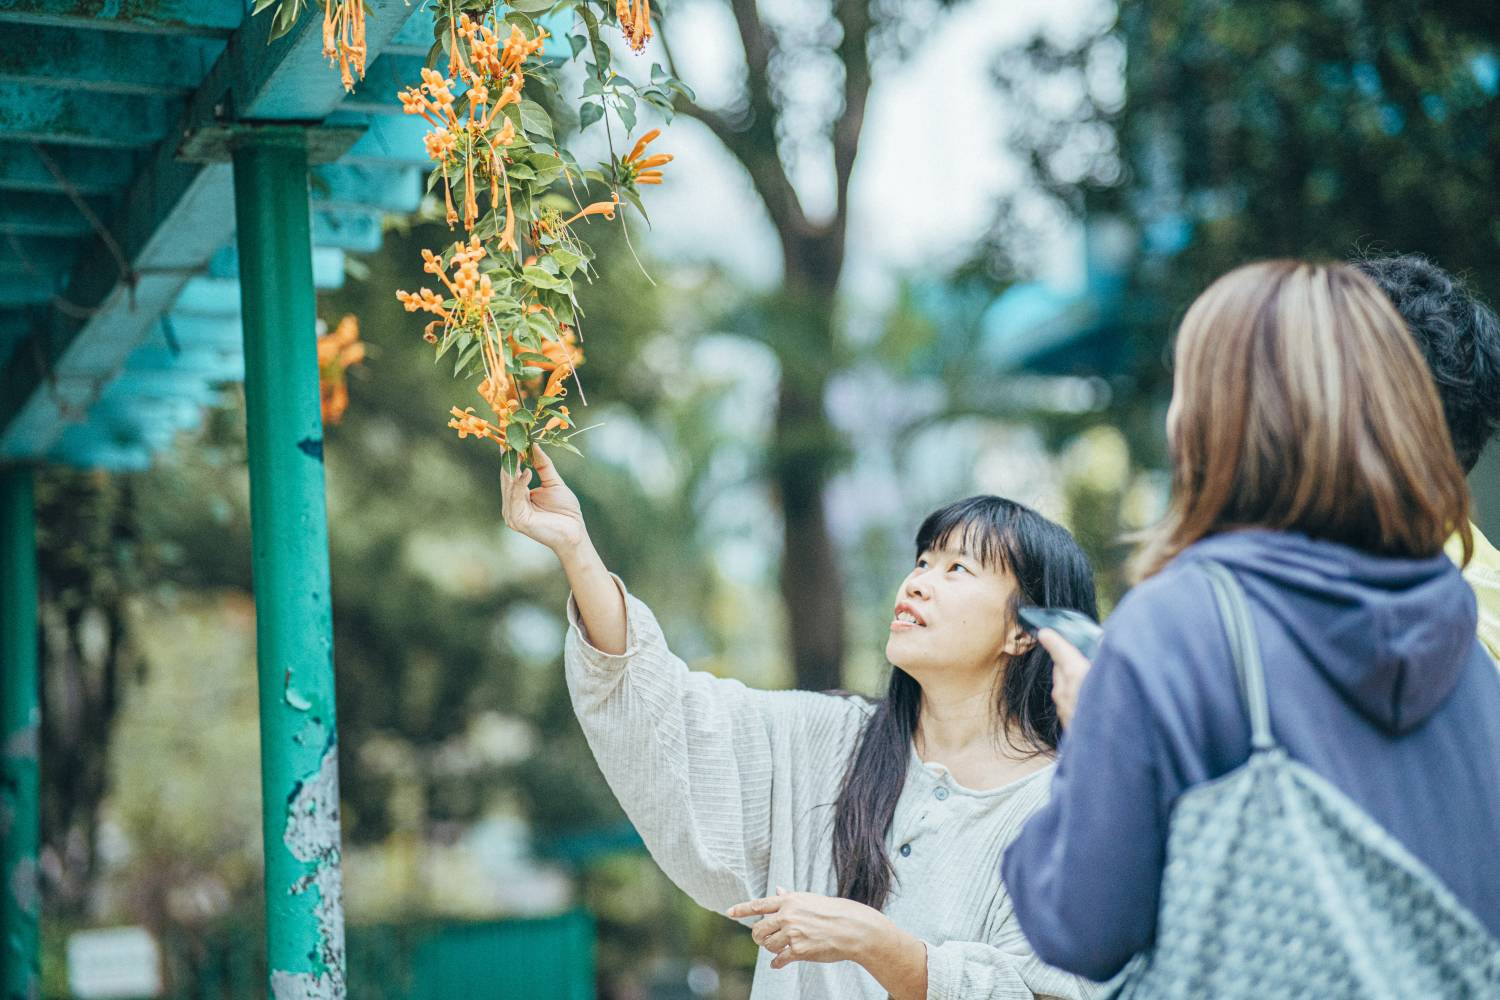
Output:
[891, 607, 926, 628]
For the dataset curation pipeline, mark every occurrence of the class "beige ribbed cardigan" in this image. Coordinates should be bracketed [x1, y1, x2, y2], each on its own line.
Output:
[564, 582, 1099, 1000]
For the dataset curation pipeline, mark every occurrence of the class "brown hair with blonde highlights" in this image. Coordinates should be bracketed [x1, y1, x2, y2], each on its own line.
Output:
[1135, 260, 1473, 580]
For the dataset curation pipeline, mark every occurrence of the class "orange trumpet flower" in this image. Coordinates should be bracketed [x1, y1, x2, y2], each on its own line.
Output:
[563, 193, 620, 226]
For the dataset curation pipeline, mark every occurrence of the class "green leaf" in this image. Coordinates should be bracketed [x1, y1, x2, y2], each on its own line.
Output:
[577, 5, 611, 71]
[526, 313, 556, 341]
[533, 162, 565, 187]
[506, 423, 530, 452]
[650, 63, 669, 85]
[618, 184, 650, 225]
[503, 11, 538, 32]
[550, 247, 584, 273]
[434, 331, 467, 362]
[545, 438, 584, 458]
[268, 0, 302, 40]
[252, 0, 279, 14]
[522, 265, 568, 291]
[579, 101, 604, 131]
[501, 450, 519, 476]
[615, 97, 637, 132]
[519, 100, 555, 141]
[641, 88, 675, 119]
[506, 0, 553, 12]
[583, 75, 604, 98]
[454, 340, 481, 377]
[569, 34, 587, 59]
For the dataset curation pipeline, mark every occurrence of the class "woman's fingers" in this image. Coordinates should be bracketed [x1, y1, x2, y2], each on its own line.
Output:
[770, 943, 799, 969]
[758, 928, 790, 954]
[499, 466, 534, 529]
[726, 896, 782, 919]
[750, 915, 784, 947]
[1038, 627, 1090, 677]
[1040, 627, 1092, 727]
[530, 445, 564, 487]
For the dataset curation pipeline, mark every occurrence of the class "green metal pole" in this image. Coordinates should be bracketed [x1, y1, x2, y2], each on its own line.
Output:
[0, 466, 38, 1000]
[230, 129, 346, 1000]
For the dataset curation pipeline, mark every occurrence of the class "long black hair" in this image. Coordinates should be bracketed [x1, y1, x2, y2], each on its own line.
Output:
[831, 496, 1098, 910]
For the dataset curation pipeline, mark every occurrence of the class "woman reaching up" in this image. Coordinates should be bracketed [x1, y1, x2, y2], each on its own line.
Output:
[503, 455, 1099, 1000]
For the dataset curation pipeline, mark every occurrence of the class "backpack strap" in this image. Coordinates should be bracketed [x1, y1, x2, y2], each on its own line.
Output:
[1201, 560, 1277, 751]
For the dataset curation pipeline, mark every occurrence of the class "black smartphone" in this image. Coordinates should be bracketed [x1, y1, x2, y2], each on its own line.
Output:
[1016, 607, 1104, 660]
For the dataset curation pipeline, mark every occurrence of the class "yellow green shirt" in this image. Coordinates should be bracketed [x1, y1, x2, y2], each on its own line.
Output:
[1447, 521, 1500, 663]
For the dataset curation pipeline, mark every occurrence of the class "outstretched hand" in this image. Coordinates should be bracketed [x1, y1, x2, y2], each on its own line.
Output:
[727, 888, 890, 970]
[726, 888, 928, 998]
[500, 446, 587, 554]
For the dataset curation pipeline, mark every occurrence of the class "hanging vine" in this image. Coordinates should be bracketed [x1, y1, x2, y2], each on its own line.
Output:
[256, 0, 693, 473]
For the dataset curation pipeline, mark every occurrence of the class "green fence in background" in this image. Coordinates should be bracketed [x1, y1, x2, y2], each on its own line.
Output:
[151, 910, 594, 1000]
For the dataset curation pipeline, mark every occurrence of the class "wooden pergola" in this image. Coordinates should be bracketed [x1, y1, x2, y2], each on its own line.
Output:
[0, 1, 440, 994]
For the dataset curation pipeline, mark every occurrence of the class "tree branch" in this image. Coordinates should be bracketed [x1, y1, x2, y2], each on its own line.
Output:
[831, 0, 874, 242]
[663, 1, 811, 243]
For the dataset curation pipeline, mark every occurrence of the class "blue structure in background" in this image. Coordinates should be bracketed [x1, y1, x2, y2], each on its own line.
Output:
[0, 0, 439, 471]
[968, 218, 1137, 379]
[0, 1, 453, 994]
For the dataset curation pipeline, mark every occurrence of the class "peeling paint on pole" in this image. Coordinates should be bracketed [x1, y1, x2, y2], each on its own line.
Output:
[271, 741, 346, 1000]
[232, 133, 347, 1000]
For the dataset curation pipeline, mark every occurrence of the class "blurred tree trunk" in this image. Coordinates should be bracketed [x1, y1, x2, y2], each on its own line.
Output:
[671, 0, 875, 689]
[34, 471, 142, 917]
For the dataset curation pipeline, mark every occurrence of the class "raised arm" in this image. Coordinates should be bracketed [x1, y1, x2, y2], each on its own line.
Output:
[501, 448, 866, 912]
[500, 447, 624, 653]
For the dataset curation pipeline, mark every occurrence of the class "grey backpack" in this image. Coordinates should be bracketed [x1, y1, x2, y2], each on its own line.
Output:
[1108, 560, 1500, 999]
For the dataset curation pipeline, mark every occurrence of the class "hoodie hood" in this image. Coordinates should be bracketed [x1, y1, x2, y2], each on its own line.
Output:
[1185, 530, 1478, 735]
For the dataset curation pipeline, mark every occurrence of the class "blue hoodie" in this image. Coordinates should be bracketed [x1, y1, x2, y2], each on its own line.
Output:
[1003, 530, 1500, 983]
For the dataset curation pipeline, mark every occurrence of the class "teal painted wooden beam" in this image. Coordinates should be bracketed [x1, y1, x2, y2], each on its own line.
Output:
[209, 244, 345, 288]
[382, 5, 434, 56]
[0, 26, 221, 95]
[0, 237, 78, 275]
[0, 0, 244, 37]
[0, 0, 424, 459]
[336, 114, 431, 167]
[0, 193, 111, 237]
[0, 465, 39, 1000]
[310, 209, 382, 253]
[0, 82, 169, 147]
[0, 274, 62, 307]
[340, 54, 424, 115]
[0, 311, 37, 378]
[230, 130, 346, 1000]
[227, 0, 417, 120]
[311, 162, 422, 214]
[0, 146, 138, 195]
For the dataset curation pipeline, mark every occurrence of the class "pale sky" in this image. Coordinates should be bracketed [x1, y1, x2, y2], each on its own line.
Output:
[624, 0, 1110, 301]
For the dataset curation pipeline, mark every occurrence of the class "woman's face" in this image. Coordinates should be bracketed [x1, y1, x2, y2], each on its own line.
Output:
[885, 535, 1031, 679]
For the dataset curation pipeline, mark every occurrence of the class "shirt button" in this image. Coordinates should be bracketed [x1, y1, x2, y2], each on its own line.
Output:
[899, 843, 912, 857]
[934, 787, 950, 801]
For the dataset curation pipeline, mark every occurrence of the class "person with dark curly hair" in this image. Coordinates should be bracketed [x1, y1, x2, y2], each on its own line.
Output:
[1354, 254, 1500, 659]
